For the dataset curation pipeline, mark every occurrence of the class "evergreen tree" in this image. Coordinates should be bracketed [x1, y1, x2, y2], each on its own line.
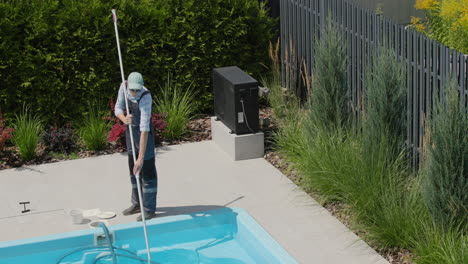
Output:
[309, 17, 350, 131]
[423, 79, 468, 230]
[363, 47, 407, 162]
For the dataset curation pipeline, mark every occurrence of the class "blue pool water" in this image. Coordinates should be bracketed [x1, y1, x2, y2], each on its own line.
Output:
[0, 208, 298, 264]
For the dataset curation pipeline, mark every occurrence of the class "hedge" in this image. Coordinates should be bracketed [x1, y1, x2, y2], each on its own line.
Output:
[0, 0, 276, 124]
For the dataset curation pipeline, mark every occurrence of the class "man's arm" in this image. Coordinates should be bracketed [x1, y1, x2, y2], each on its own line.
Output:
[115, 82, 133, 125]
[133, 91, 152, 175]
[137, 132, 148, 160]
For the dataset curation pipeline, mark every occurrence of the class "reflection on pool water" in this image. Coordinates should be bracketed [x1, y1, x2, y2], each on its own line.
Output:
[0, 208, 298, 264]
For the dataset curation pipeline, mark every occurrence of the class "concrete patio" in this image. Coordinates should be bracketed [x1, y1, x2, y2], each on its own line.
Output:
[0, 140, 388, 264]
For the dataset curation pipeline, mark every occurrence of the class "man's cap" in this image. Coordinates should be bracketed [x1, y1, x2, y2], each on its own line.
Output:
[128, 72, 144, 90]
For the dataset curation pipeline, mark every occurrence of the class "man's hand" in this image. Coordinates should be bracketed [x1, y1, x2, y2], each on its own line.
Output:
[124, 114, 133, 125]
[133, 157, 143, 176]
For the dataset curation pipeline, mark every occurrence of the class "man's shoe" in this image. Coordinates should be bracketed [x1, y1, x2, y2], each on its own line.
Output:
[122, 204, 141, 216]
[137, 211, 156, 221]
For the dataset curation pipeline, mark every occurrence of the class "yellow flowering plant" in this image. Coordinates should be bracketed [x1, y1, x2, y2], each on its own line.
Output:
[413, 0, 468, 53]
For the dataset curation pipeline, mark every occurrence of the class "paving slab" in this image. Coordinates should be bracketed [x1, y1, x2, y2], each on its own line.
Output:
[0, 140, 388, 264]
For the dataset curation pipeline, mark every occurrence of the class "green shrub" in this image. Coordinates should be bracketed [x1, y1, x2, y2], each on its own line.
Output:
[0, 0, 276, 124]
[272, 111, 307, 171]
[298, 126, 361, 203]
[154, 75, 196, 141]
[78, 106, 110, 151]
[412, 221, 468, 264]
[12, 106, 43, 161]
[362, 47, 407, 163]
[309, 17, 350, 131]
[351, 138, 419, 248]
[422, 79, 468, 230]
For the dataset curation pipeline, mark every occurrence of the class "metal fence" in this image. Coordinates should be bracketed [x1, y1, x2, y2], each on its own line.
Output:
[280, 0, 468, 167]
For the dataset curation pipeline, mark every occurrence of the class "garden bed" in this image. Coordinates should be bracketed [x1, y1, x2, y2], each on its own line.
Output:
[0, 115, 213, 171]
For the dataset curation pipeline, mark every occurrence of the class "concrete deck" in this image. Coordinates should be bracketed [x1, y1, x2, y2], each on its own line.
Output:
[0, 140, 388, 264]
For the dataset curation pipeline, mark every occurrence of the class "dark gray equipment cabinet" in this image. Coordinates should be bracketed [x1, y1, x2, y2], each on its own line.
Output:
[213, 66, 259, 135]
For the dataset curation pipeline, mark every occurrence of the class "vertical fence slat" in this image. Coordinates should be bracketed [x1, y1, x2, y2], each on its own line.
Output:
[444, 47, 450, 91]
[395, 24, 399, 58]
[436, 43, 440, 100]
[400, 25, 404, 62]
[286, 0, 289, 88]
[431, 40, 437, 114]
[365, 9, 370, 110]
[414, 32, 419, 166]
[452, 50, 457, 79]
[280, 0, 283, 87]
[295, 0, 299, 90]
[384, 17, 389, 49]
[310, 0, 315, 64]
[376, 13, 380, 50]
[441, 45, 446, 95]
[347, 1, 352, 104]
[351, 5, 356, 108]
[298, 0, 302, 78]
[371, 14, 378, 57]
[418, 33, 424, 164]
[465, 56, 468, 106]
[388, 19, 392, 49]
[307, 0, 312, 77]
[288, 0, 290, 86]
[357, 8, 362, 108]
[387, 18, 390, 49]
[340, 0, 344, 27]
[425, 37, 431, 127]
[406, 28, 412, 166]
[280, 0, 283, 86]
[461, 54, 467, 105]
[442, 44, 446, 98]
[412, 31, 418, 167]
[316, 0, 320, 60]
[301, 0, 305, 75]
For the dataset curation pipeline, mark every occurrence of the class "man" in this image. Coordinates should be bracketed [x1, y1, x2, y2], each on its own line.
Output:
[115, 72, 157, 221]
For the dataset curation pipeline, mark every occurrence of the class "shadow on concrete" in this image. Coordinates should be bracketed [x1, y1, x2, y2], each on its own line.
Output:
[156, 205, 226, 218]
[14, 166, 44, 174]
[156, 195, 245, 218]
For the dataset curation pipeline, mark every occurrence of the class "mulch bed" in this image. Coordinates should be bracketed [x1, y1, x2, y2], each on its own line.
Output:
[0, 107, 414, 263]
[0, 115, 214, 170]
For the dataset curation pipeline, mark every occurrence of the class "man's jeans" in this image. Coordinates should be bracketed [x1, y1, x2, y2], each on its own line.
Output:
[128, 156, 158, 213]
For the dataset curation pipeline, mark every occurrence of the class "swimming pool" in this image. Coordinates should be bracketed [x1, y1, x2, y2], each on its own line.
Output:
[0, 208, 298, 264]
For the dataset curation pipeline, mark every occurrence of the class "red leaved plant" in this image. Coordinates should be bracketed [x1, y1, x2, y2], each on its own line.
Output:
[106, 99, 168, 148]
[0, 112, 14, 150]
